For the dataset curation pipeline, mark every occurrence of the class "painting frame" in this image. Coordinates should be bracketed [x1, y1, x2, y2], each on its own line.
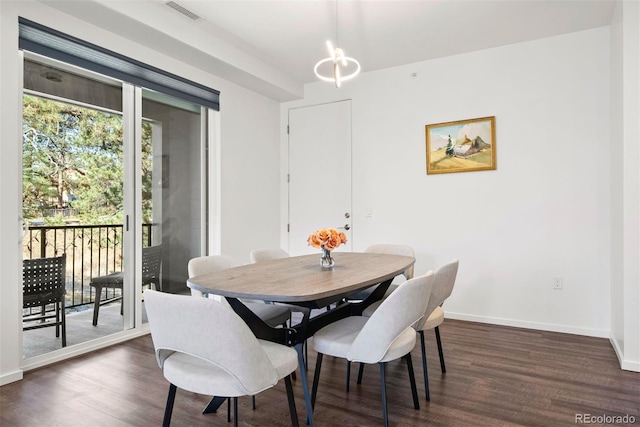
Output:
[425, 116, 496, 175]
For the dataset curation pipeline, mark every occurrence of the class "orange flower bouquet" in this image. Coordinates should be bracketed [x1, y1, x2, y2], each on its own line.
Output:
[308, 228, 347, 268]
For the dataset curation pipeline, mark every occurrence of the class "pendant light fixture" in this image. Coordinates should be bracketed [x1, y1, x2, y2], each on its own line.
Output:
[314, 1, 360, 88]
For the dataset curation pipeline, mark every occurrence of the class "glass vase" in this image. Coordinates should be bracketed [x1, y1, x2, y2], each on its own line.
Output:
[320, 247, 335, 268]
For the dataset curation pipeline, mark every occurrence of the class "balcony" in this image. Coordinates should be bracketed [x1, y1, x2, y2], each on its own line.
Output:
[22, 223, 155, 358]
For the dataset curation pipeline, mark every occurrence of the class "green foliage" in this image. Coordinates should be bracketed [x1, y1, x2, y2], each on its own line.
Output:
[22, 95, 153, 224]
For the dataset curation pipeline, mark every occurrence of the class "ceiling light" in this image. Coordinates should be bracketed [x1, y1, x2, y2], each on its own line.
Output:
[314, 1, 360, 88]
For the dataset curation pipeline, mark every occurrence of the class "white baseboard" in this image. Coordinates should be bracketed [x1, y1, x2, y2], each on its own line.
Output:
[20, 327, 150, 373]
[0, 369, 23, 386]
[445, 312, 610, 338]
[610, 335, 640, 372]
[620, 359, 640, 372]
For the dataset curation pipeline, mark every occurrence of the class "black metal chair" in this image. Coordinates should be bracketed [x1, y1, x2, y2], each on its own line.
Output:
[23, 254, 67, 347]
[90, 245, 162, 326]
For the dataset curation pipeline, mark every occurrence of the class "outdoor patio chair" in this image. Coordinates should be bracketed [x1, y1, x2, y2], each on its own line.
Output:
[90, 245, 162, 326]
[23, 254, 67, 347]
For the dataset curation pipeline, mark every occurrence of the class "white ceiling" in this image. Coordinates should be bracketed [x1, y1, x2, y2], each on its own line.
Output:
[40, 0, 616, 100]
[173, 0, 615, 82]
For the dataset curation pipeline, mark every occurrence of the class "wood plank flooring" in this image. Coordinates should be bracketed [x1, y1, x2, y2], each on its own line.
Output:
[1, 320, 638, 426]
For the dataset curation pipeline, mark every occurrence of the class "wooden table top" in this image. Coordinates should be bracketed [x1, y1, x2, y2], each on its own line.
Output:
[187, 252, 415, 305]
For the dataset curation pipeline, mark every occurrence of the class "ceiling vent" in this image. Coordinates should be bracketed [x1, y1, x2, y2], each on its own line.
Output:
[163, 1, 202, 21]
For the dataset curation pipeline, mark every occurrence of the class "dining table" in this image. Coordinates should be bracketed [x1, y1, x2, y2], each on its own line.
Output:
[187, 251, 415, 426]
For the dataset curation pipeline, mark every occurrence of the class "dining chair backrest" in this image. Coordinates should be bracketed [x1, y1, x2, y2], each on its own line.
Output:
[365, 244, 415, 280]
[250, 248, 289, 263]
[347, 270, 434, 364]
[188, 255, 238, 277]
[415, 259, 459, 331]
[187, 255, 238, 298]
[144, 289, 279, 396]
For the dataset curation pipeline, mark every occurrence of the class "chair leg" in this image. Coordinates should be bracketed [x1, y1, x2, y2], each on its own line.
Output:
[357, 362, 365, 384]
[346, 361, 351, 392]
[435, 326, 446, 373]
[162, 383, 177, 427]
[92, 285, 102, 326]
[285, 375, 299, 427]
[233, 397, 238, 427]
[61, 299, 67, 347]
[227, 398, 231, 422]
[419, 330, 430, 401]
[252, 395, 256, 410]
[379, 363, 388, 427]
[305, 340, 308, 369]
[404, 353, 420, 410]
[55, 301, 60, 337]
[311, 352, 323, 410]
[288, 323, 296, 381]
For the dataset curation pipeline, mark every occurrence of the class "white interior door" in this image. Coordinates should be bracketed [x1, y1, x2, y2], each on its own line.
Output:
[288, 100, 352, 255]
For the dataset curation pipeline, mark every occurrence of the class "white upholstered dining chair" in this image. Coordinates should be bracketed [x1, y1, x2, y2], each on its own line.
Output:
[365, 244, 415, 280]
[413, 259, 459, 400]
[249, 247, 290, 263]
[187, 255, 291, 328]
[362, 258, 459, 401]
[310, 271, 434, 427]
[347, 244, 415, 301]
[248, 247, 295, 326]
[144, 290, 299, 427]
[187, 254, 292, 414]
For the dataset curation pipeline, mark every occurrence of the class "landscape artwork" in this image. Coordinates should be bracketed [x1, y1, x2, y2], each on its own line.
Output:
[425, 116, 496, 174]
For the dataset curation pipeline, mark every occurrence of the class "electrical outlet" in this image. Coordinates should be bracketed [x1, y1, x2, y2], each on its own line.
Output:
[553, 277, 563, 290]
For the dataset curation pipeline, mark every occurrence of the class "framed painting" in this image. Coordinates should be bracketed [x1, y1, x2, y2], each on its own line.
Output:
[425, 116, 496, 174]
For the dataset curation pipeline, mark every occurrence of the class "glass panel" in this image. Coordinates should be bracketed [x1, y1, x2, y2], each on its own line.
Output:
[24, 59, 122, 111]
[141, 89, 205, 324]
[22, 60, 126, 357]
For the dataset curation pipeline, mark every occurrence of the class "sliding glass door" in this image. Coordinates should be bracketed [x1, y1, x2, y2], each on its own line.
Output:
[22, 54, 208, 357]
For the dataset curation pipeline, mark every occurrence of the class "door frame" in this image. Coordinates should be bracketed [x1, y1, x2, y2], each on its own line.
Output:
[285, 100, 353, 255]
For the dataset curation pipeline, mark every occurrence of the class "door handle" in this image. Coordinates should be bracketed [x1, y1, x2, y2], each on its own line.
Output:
[19, 216, 28, 244]
[338, 224, 351, 231]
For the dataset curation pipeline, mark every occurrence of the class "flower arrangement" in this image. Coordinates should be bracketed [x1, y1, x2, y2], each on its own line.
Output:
[308, 228, 347, 268]
[307, 228, 348, 251]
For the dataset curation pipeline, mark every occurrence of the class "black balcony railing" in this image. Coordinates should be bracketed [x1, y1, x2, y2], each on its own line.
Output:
[23, 224, 154, 310]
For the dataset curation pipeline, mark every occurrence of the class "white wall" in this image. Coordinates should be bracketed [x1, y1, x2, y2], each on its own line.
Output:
[219, 87, 281, 265]
[619, 0, 640, 373]
[0, 1, 281, 384]
[283, 28, 612, 338]
[0, 1, 25, 386]
[610, 0, 640, 372]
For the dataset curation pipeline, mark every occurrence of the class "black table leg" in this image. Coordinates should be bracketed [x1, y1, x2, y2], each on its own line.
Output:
[202, 396, 227, 414]
[295, 342, 314, 427]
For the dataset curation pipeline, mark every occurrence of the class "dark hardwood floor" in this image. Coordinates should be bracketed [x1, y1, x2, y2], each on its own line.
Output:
[1, 320, 638, 426]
